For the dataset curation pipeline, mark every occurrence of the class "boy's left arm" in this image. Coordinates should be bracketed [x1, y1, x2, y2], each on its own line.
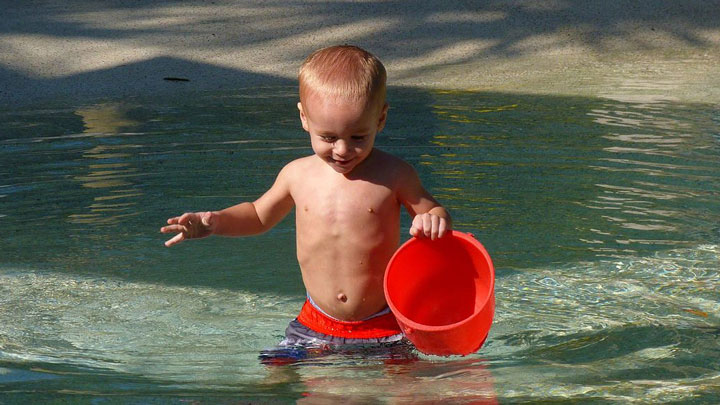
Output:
[397, 163, 452, 240]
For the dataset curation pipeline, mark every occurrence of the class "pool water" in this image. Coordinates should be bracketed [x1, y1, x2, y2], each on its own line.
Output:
[1, 86, 719, 402]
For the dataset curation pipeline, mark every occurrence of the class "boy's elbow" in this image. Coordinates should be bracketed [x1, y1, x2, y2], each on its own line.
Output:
[252, 199, 293, 235]
[215, 202, 267, 236]
[247, 203, 273, 235]
[253, 216, 275, 235]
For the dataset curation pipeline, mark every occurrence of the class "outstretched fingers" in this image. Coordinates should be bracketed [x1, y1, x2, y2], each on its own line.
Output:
[164, 231, 186, 247]
[160, 223, 186, 234]
[160, 223, 186, 246]
[160, 212, 216, 247]
[161, 213, 194, 247]
[177, 212, 193, 225]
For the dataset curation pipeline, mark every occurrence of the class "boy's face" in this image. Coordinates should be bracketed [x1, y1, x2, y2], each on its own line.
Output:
[298, 91, 388, 174]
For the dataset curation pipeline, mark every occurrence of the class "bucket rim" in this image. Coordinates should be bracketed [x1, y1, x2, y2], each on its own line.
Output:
[383, 230, 496, 332]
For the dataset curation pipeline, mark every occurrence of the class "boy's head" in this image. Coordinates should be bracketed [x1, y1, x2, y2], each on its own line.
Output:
[298, 45, 389, 174]
[299, 45, 387, 113]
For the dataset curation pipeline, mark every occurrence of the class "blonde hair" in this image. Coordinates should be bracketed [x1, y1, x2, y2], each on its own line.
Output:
[299, 45, 386, 109]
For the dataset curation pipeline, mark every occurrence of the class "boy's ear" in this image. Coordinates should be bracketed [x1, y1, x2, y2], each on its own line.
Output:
[298, 102, 309, 132]
[376, 102, 389, 132]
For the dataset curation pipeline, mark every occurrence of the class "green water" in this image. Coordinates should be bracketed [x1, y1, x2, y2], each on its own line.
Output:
[1, 87, 719, 403]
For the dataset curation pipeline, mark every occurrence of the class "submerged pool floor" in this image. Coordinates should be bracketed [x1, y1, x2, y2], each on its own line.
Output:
[1, 87, 719, 402]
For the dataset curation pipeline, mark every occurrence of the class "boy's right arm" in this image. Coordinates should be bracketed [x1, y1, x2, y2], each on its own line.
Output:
[160, 164, 295, 247]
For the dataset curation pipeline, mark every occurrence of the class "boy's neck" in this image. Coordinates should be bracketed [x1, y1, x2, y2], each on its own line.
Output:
[340, 148, 380, 180]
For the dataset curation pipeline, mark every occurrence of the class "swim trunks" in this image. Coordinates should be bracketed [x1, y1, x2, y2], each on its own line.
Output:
[279, 298, 404, 346]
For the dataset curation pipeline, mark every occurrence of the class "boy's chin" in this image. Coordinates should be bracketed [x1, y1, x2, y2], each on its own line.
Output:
[328, 162, 356, 174]
[326, 157, 360, 173]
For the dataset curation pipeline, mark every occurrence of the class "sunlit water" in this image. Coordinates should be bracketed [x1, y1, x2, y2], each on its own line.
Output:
[1, 86, 719, 403]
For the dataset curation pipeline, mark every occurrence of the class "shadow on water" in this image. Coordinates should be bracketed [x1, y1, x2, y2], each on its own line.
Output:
[1, 86, 719, 292]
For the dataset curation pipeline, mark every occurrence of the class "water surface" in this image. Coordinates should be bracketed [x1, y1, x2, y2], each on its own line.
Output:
[1, 86, 719, 402]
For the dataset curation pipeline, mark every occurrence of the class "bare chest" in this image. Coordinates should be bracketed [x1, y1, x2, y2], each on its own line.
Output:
[293, 176, 398, 230]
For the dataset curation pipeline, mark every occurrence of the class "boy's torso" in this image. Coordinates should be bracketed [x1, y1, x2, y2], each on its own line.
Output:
[288, 149, 404, 321]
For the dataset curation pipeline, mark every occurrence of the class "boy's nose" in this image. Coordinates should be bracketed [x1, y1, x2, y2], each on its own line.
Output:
[333, 140, 349, 156]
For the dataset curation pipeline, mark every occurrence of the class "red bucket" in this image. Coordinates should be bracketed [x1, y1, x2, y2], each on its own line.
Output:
[384, 231, 495, 356]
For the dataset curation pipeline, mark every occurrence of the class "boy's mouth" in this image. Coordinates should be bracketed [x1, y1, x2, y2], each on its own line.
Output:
[331, 157, 353, 166]
[326, 156, 360, 173]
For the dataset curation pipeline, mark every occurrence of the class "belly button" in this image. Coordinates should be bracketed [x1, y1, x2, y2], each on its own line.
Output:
[337, 293, 347, 303]
[367, 207, 374, 213]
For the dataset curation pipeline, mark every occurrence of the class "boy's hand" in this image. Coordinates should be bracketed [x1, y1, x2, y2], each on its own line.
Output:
[410, 213, 450, 240]
[160, 211, 217, 247]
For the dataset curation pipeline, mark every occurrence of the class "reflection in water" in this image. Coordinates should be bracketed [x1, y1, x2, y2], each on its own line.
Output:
[261, 348, 497, 403]
[69, 104, 143, 226]
[76, 104, 139, 134]
[423, 89, 719, 262]
[583, 99, 719, 252]
[296, 358, 497, 404]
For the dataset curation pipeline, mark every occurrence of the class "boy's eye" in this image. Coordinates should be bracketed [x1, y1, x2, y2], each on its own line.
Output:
[352, 135, 367, 141]
[320, 135, 336, 142]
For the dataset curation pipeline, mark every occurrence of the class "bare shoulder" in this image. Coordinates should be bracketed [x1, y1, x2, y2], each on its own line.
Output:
[367, 149, 428, 205]
[285, 155, 316, 168]
[273, 155, 324, 195]
[370, 148, 418, 179]
[278, 155, 316, 179]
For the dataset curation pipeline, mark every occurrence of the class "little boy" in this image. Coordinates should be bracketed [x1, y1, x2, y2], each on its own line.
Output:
[161, 45, 451, 346]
